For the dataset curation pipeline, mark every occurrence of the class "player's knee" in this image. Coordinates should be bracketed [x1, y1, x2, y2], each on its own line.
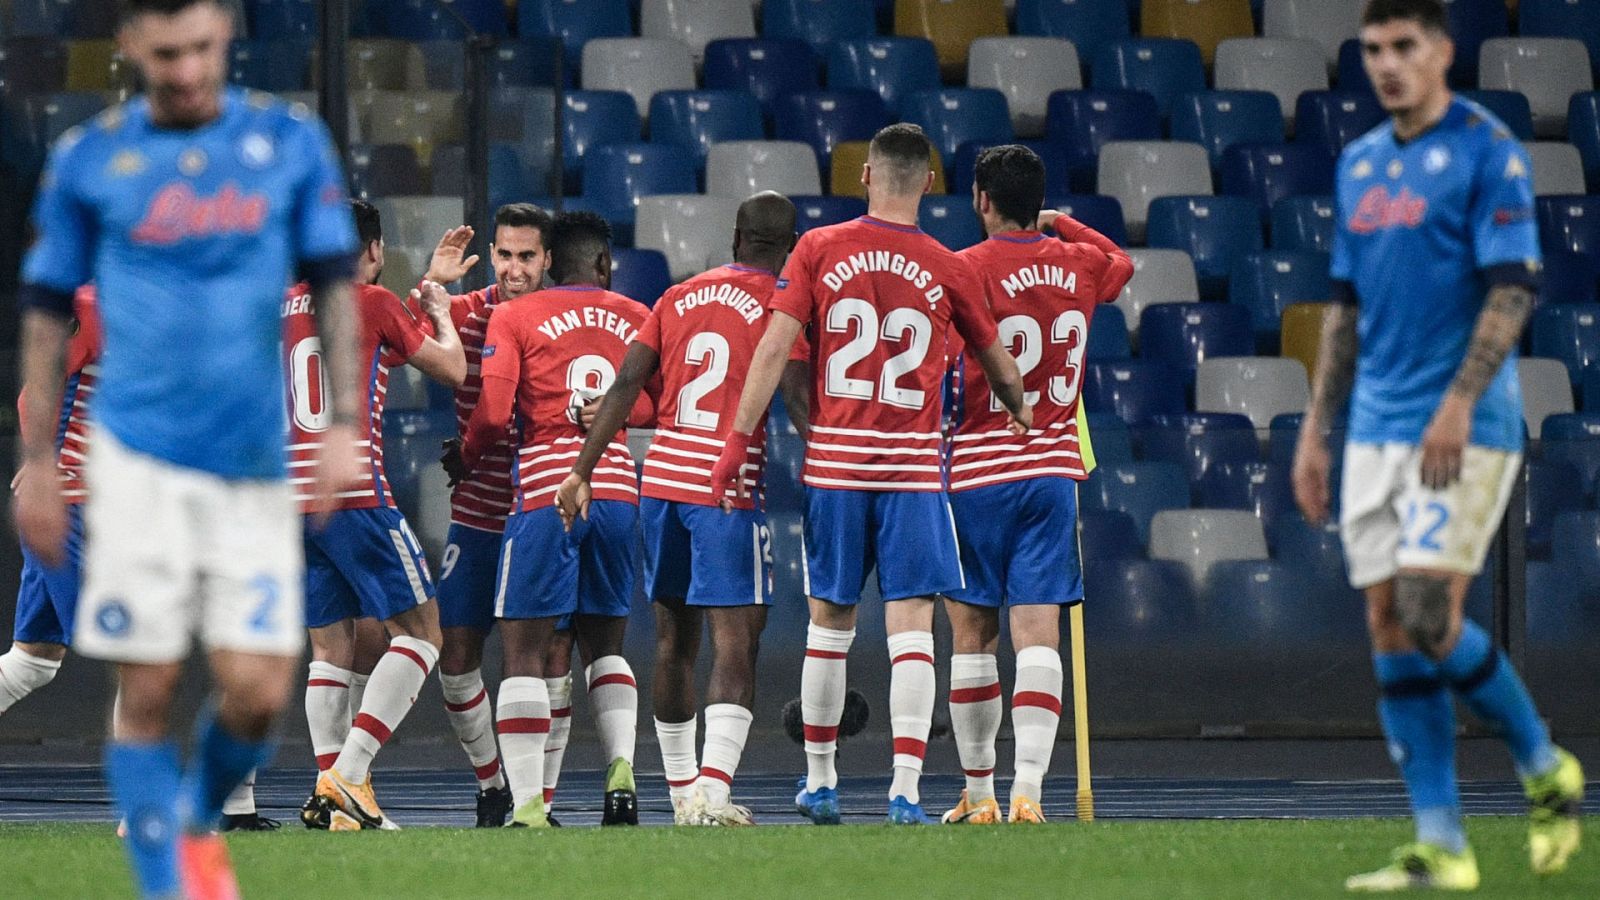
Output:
[1392, 573, 1455, 659]
[438, 627, 485, 675]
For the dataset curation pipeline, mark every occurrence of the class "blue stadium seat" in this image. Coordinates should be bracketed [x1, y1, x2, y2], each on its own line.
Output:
[1082, 359, 1187, 426]
[704, 38, 819, 120]
[1545, 249, 1599, 306]
[30, 91, 108, 151]
[951, 140, 1072, 199]
[1526, 459, 1585, 560]
[791, 195, 867, 233]
[1079, 508, 1143, 560]
[1195, 459, 1298, 535]
[1084, 559, 1200, 645]
[1294, 90, 1384, 159]
[1169, 90, 1285, 170]
[1520, 0, 1600, 83]
[580, 143, 697, 230]
[10, 0, 73, 37]
[433, 141, 551, 208]
[518, 0, 631, 82]
[0, 37, 68, 97]
[762, 0, 877, 56]
[1268, 514, 1349, 585]
[918, 196, 984, 251]
[1443, 0, 1508, 88]
[480, 37, 565, 90]
[1044, 194, 1129, 246]
[1569, 93, 1600, 193]
[372, 0, 509, 40]
[1138, 302, 1255, 382]
[1335, 38, 1372, 96]
[383, 409, 454, 519]
[1551, 510, 1600, 597]
[773, 90, 892, 184]
[348, 142, 428, 198]
[1090, 39, 1207, 121]
[1229, 250, 1332, 340]
[1017, 0, 1131, 76]
[1268, 411, 1339, 465]
[1087, 305, 1131, 361]
[1541, 413, 1600, 498]
[249, 0, 318, 40]
[1086, 413, 1135, 464]
[1269, 195, 1335, 253]
[1532, 304, 1600, 388]
[648, 90, 766, 172]
[1584, 371, 1600, 414]
[1538, 195, 1600, 258]
[1219, 143, 1335, 217]
[609, 248, 673, 308]
[228, 39, 310, 92]
[826, 38, 942, 114]
[1202, 559, 1336, 644]
[900, 88, 1014, 164]
[1146, 195, 1264, 300]
[1139, 412, 1259, 485]
[1045, 89, 1162, 191]
[1081, 461, 1190, 545]
[1460, 90, 1535, 141]
[562, 90, 641, 195]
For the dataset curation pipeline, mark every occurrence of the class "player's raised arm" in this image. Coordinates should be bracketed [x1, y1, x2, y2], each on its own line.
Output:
[453, 312, 521, 478]
[424, 225, 481, 284]
[1040, 210, 1136, 301]
[558, 341, 662, 529]
[405, 280, 469, 387]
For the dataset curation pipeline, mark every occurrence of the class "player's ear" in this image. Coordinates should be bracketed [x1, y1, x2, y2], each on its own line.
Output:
[923, 169, 936, 196]
[860, 162, 871, 189]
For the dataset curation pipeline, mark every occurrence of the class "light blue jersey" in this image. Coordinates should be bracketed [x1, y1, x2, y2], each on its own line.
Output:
[22, 87, 357, 479]
[1331, 96, 1541, 452]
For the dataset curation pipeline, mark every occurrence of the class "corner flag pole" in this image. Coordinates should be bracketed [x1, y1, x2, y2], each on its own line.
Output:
[1070, 602, 1094, 822]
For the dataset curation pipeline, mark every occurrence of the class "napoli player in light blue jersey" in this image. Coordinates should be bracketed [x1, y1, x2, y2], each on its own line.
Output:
[12, 1, 361, 897]
[1293, 0, 1584, 890]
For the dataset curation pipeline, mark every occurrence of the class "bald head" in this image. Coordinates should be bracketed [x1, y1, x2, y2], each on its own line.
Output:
[733, 191, 797, 270]
[866, 123, 934, 198]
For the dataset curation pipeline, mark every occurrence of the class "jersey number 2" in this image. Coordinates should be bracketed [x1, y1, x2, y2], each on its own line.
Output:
[676, 332, 730, 430]
[824, 299, 932, 410]
[990, 311, 1088, 412]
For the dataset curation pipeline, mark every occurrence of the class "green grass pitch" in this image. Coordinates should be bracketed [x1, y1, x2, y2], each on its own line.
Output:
[0, 818, 1594, 898]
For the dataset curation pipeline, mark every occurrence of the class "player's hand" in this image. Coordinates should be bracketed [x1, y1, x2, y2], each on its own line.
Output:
[709, 429, 754, 512]
[425, 226, 479, 284]
[1007, 403, 1034, 435]
[579, 398, 602, 432]
[412, 280, 451, 319]
[12, 458, 68, 567]
[1420, 394, 1472, 491]
[1036, 209, 1062, 232]
[440, 438, 469, 487]
[1291, 426, 1333, 526]
[555, 473, 592, 532]
[309, 423, 364, 528]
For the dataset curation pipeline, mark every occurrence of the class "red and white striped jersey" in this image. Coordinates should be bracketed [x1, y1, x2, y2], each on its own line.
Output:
[768, 216, 999, 492]
[282, 282, 431, 513]
[25, 285, 102, 504]
[463, 286, 653, 512]
[448, 286, 519, 531]
[948, 221, 1134, 492]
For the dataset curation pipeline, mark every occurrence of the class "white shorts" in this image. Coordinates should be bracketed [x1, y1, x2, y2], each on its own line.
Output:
[75, 430, 304, 664]
[1339, 441, 1521, 590]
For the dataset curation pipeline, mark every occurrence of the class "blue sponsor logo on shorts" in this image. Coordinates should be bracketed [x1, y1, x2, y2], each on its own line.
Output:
[96, 600, 131, 636]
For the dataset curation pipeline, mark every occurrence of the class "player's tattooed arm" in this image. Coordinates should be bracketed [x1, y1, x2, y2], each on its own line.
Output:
[12, 307, 72, 565]
[1304, 300, 1359, 433]
[1447, 281, 1534, 403]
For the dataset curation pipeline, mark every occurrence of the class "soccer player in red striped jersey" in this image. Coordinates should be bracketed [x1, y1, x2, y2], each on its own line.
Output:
[939, 146, 1133, 826]
[287, 199, 466, 831]
[448, 210, 655, 829]
[710, 124, 1031, 825]
[556, 192, 810, 826]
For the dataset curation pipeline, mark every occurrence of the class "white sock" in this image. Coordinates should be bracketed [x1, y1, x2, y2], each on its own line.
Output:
[654, 716, 699, 805]
[887, 631, 935, 804]
[221, 773, 256, 816]
[349, 671, 370, 724]
[1011, 645, 1064, 806]
[495, 676, 550, 811]
[0, 647, 61, 714]
[543, 674, 572, 804]
[335, 636, 438, 783]
[801, 623, 854, 792]
[585, 657, 637, 767]
[949, 653, 1001, 805]
[440, 668, 504, 790]
[305, 661, 354, 772]
[696, 703, 753, 807]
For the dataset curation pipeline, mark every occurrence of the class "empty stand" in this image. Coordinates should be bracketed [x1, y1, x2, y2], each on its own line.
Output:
[894, 0, 1008, 82]
[900, 88, 1014, 164]
[1261, 0, 1362, 69]
[703, 38, 819, 119]
[762, 0, 877, 56]
[1139, 303, 1256, 382]
[1445, 0, 1510, 88]
[1083, 360, 1188, 426]
[1538, 195, 1600, 257]
[1170, 90, 1286, 169]
[1087, 306, 1132, 360]
[1520, 358, 1576, 440]
[1195, 357, 1310, 429]
[1294, 90, 1384, 159]
[791, 195, 868, 233]
[1269, 196, 1336, 253]
[1146, 195, 1264, 299]
[1460, 89, 1535, 140]
[1091, 38, 1207, 121]
[1195, 459, 1298, 535]
[1114, 249, 1200, 333]
[1219, 144, 1335, 217]
[1532, 304, 1600, 388]
[648, 90, 765, 170]
[1096, 141, 1213, 242]
[1277, 303, 1328, 385]
[634, 194, 743, 281]
[519, 0, 631, 82]
[1140, 412, 1260, 483]
[705, 140, 822, 199]
[1213, 37, 1329, 125]
[1229, 249, 1332, 340]
[1525, 459, 1585, 559]
[561, 90, 640, 195]
[917, 195, 984, 250]
[1519, 0, 1600, 82]
[640, 0, 757, 64]
[967, 37, 1082, 137]
[609, 248, 674, 307]
[1081, 460, 1190, 544]
[1479, 38, 1594, 138]
[1570, 92, 1600, 192]
[1140, 0, 1255, 68]
[1047, 90, 1163, 190]
[581, 38, 697, 118]
[1150, 509, 1269, 585]
[1048, 193, 1130, 246]
[580, 143, 698, 228]
[774, 90, 893, 183]
[826, 37, 942, 113]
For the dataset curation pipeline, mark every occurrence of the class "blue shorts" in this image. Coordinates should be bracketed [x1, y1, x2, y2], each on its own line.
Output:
[437, 522, 503, 631]
[802, 487, 964, 605]
[642, 498, 772, 607]
[495, 501, 637, 620]
[304, 507, 435, 629]
[946, 477, 1084, 608]
[14, 504, 86, 645]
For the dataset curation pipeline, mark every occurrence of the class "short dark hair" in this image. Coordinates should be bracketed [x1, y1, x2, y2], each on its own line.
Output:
[494, 202, 553, 248]
[973, 145, 1046, 231]
[350, 198, 381, 247]
[1361, 0, 1448, 33]
[868, 123, 933, 195]
[548, 210, 612, 284]
[119, 0, 222, 23]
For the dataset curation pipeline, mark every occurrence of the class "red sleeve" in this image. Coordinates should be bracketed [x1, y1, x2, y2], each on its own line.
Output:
[947, 258, 999, 351]
[460, 312, 520, 472]
[448, 290, 478, 331]
[767, 233, 818, 326]
[1051, 216, 1134, 303]
[68, 286, 101, 374]
[365, 287, 428, 362]
[636, 303, 665, 353]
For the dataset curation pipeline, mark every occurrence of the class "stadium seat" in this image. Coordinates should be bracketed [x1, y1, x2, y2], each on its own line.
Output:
[1526, 144, 1588, 197]
[774, 90, 892, 183]
[641, 0, 757, 64]
[1335, 38, 1373, 96]
[1294, 91, 1384, 159]
[967, 37, 1083, 138]
[347, 38, 425, 91]
[1085, 413, 1135, 464]
[951, 140, 1073, 199]
[706, 140, 822, 199]
[1113, 249, 1200, 333]
[1267, 411, 1346, 468]
[1552, 511, 1600, 593]
[1082, 360, 1188, 426]
[1532, 304, 1600, 388]
[1139, 303, 1255, 383]
[1538, 196, 1600, 258]
[900, 89, 1014, 165]
[762, 0, 876, 56]
[433, 141, 551, 207]
[372, 196, 463, 253]
[1219, 144, 1336, 218]
[1087, 306, 1132, 361]
[1521, 359, 1578, 440]
[1083, 559, 1200, 645]
[829, 140, 947, 198]
[1445, 0, 1510, 88]
[918, 195, 984, 251]
[609, 248, 674, 308]
[648, 91, 765, 172]
[1213, 38, 1330, 126]
[1047, 194, 1129, 247]
[1090, 39, 1207, 121]
[250, 0, 318, 40]
[1202, 558, 1347, 644]
[1261, 0, 1362, 70]
[1081, 460, 1190, 545]
[581, 143, 698, 229]
[1016, 0, 1131, 77]
[1170, 90, 1286, 170]
[228, 39, 310, 92]
[1139, 412, 1260, 484]
[581, 38, 697, 119]
[1196, 357, 1310, 429]
[1545, 414, 1600, 498]
[373, 0, 508, 40]
[486, 86, 559, 187]
[64, 39, 127, 92]
[1078, 508, 1143, 561]
[1269, 195, 1335, 253]
[518, 0, 630, 82]
[1460, 89, 1535, 140]
[1096, 141, 1213, 243]
[634, 194, 743, 281]
[1277, 302, 1327, 384]
[0, 36, 68, 97]
[561, 90, 640, 195]
[1146, 196, 1264, 300]
[791, 195, 867, 233]
[1526, 459, 1585, 559]
[893, 0, 1008, 81]
[363, 91, 464, 168]
[826, 37, 942, 114]
[703, 38, 819, 120]
[1479, 38, 1594, 138]
[30, 91, 108, 150]
[1544, 249, 1600, 306]
[1195, 459, 1298, 535]
[1520, 0, 1600, 82]
[1047, 90, 1163, 191]
[1150, 509, 1269, 585]
[477, 38, 564, 91]
[1268, 514, 1349, 586]
[1139, 0, 1254, 68]
[1570, 93, 1600, 193]
[1584, 371, 1600, 413]
[1229, 250, 1332, 341]
[347, 143, 428, 198]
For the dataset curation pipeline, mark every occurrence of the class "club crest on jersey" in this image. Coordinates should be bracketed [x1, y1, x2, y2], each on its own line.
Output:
[1386, 160, 1403, 179]
[131, 181, 270, 245]
[108, 150, 146, 177]
[239, 133, 274, 169]
[179, 148, 207, 177]
[1351, 159, 1373, 180]
[481, 345, 497, 358]
[1349, 185, 1427, 234]
[1423, 146, 1449, 174]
